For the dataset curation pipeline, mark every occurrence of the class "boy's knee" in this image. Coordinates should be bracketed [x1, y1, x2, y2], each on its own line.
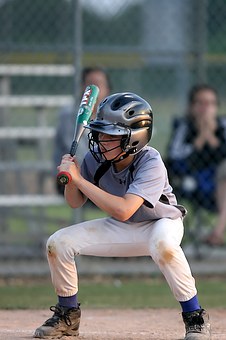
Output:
[46, 230, 77, 258]
[46, 232, 61, 259]
[150, 240, 179, 266]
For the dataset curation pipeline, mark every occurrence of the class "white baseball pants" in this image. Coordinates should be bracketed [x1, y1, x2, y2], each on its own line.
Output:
[46, 217, 197, 302]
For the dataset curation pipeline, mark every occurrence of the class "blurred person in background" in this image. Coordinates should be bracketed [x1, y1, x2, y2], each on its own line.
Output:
[53, 66, 111, 195]
[167, 84, 226, 246]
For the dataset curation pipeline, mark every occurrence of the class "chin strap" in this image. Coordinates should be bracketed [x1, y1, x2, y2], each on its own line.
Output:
[111, 151, 130, 163]
[109, 145, 137, 163]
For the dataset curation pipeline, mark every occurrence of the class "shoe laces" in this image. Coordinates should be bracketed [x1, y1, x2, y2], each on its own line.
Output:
[184, 309, 205, 332]
[44, 305, 72, 327]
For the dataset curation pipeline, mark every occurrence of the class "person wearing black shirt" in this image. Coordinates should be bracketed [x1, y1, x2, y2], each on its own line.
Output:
[167, 84, 226, 246]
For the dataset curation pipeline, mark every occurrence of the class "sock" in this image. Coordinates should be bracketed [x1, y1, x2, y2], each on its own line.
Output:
[58, 294, 78, 308]
[180, 295, 200, 313]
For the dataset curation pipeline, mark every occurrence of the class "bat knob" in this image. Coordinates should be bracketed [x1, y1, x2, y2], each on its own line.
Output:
[57, 171, 72, 185]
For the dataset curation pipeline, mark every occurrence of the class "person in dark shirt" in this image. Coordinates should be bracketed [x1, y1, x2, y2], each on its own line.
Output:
[167, 84, 226, 246]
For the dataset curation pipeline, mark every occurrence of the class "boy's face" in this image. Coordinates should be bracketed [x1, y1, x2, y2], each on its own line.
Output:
[98, 133, 123, 161]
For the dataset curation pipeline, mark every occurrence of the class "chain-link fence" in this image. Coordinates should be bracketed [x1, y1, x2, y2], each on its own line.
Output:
[0, 0, 226, 265]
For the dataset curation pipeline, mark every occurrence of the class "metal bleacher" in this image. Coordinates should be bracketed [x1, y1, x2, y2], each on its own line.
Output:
[0, 64, 75, 258]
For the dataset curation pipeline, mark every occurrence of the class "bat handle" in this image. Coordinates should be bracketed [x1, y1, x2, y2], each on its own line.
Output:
[57, 141, 77, 186]
[57, 171, 72, 185]
[69, 140, 78, 157]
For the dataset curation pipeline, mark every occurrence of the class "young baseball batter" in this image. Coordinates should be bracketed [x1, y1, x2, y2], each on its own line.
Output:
[34, 93, 211, 339]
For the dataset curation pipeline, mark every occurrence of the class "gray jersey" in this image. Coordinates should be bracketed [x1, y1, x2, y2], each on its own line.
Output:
[81, 146, 186, 222]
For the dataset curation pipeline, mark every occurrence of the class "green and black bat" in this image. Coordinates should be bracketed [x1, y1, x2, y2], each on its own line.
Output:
[57, 84, 99, 185]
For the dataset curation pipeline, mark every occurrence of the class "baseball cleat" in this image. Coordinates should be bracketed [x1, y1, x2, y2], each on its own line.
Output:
[33, 303, 81, 338]
[182, 308, 211, 340]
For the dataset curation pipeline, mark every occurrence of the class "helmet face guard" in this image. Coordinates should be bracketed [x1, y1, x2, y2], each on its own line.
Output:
[86, 92, 153, 163]
[88, 128, 131, 163]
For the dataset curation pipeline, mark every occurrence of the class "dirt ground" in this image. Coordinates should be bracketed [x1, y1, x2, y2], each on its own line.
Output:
[0, 308, 225, 340]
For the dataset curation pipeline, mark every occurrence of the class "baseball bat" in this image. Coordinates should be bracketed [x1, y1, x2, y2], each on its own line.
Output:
[57, 84, 99, 185]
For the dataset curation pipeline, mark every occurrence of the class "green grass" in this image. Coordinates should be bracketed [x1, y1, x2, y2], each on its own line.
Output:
[0, 277, 226, 310]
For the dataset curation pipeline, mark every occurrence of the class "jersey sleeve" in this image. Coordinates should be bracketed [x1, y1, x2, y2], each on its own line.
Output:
[126, 153, 166, 208]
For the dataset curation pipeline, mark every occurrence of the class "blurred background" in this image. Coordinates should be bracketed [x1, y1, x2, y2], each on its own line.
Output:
[0, 0, 226, 282]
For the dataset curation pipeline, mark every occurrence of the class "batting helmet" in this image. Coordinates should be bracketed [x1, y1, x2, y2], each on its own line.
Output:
[86, 92, 153, 162]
